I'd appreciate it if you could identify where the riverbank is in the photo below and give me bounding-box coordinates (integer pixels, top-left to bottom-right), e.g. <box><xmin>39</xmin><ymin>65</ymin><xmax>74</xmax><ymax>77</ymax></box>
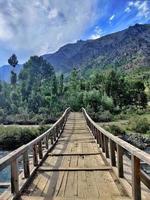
<box><xmin>0</xmin><ymin>125</ymin><xmax>51</xmax><ymax>150</ymax></box>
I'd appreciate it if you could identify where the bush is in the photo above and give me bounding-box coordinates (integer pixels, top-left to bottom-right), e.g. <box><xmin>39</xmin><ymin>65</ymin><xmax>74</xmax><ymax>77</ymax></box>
<box><xmin>101</xmin><ymin>95</ymin><xmax>114</xmax><ymax>111</ymax></box>
<box><xmin>129</xmin><ymin>117</ymin><xmax>150</xmax><ymax>134</ymax></box>
<box><xmin>88</xmin><ymin>110</ymin><xmax>112</xmax><ymax>122</ymax></box>
<box><xmin>107</xmin><ymin>125</ymin><xmax>125</xmax><ymax>136</ymax></box>
<box><xmin>98</xmin><ymin>111</ymin><xmax>113</xmax><ymax>122</ymax></box>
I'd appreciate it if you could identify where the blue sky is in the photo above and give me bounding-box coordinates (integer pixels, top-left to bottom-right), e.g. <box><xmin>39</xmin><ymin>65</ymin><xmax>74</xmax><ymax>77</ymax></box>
<box><xmin>0</xmin><ymin>0</ymin><xmax>150</xmax><ymax>66</ymax></box>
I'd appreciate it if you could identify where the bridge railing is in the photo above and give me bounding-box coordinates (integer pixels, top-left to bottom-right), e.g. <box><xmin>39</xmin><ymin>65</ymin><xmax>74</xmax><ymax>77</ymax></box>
<box><xmin>0</xmin><ymin>107</ymin><xmax>70</xmax><ymax>199</ymax></box>
<box><xmin>82</xmin><ymin>108</ymin><xmax>150</xmax><ymax>200</ymax></box>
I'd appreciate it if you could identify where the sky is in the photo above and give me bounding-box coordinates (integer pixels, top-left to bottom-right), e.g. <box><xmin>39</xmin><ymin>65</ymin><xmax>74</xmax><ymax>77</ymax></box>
<box><xmin>0</xmin><ymin>0</ymin><xmax>150</xmax><ymax>66</ymax></box>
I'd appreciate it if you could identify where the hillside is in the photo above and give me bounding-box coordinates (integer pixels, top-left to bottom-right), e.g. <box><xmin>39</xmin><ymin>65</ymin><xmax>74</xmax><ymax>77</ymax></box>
<box><xmin>0</xmin><ymin>64</ymin><xmax>22</xmax><ymax>82</ymax></box>
<box><xmin>43</xmin><ymin>24</ymin><xmax>150</xmax><ymax>73</ymax></box>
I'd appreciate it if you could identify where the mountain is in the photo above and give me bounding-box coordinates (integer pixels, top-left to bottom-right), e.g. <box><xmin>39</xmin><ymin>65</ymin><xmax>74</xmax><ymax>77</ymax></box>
<box><xmin>0</xmin><ymin>64</ymin><xmax>22</xmax><ymax>82</ymax></box>
<box><xmin>43</xmin><ymin>24</ymin><xmax>150</xmax><ymax>73</ymax></box>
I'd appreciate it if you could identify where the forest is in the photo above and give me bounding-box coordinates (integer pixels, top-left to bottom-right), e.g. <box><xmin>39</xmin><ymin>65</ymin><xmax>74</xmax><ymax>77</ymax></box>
<box><xmin>0</xmin><ymin>54</ymin><xmax>150</xmax><ymax>149</ymax></box>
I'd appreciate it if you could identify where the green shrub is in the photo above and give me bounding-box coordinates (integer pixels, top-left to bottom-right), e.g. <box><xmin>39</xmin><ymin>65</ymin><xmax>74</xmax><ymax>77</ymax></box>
<box><xmin>98</xmin><ymin>111</ymin><xmax>112</xmax><ymax>122</ymax></box>
<box><xmin>101</xmin><ymin>95</ymin><xmax>114</xmax><ymax>111</ymax></box>
<box><xmin>129</xmin><ymin>117</ymin><xmax>150</xmax><ymax>134</ymax></box>
<box><xmin>88</xmin><ymin>110</ymin><xmax>112</xmax><ymax>122</ymax></box>
<box><xmin>107</xmin><ymin>125</ymin><xmax>125</xmax><ymax>136</ymax></box>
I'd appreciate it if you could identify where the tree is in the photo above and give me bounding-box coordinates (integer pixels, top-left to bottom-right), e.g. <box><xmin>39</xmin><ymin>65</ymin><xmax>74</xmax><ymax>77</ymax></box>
<box><xmin>10</xmin><ymin>71</ymin><xmax>17</xmax><ymax>86</ymax></box>
<box><xmin>8</xmin><ymin>54</ymin><xmax>18</xmax><ymax>68</ymax></box>
<box><xmin>59</xmin><ymin>74</ymin><xmax>64</xmax><ymax>95</ymax></box>
<box><xmin>51</xmin><ymin>75</ymin><xmax>58</xmax><ymax>96</ymax></box>
<box><xmin>8</xmin><ymin>54</ymin><xmax>18</xmax><ymax>86</ymax></box>
<box><xmin>69</xmin><ymin>68</ymin><xmax>79</xmax><ymax>92</ymax></box>
<box><xmin>0</xmin><ymin>81</ymin><xmax>2</xmax><ymax>92</ymax></box>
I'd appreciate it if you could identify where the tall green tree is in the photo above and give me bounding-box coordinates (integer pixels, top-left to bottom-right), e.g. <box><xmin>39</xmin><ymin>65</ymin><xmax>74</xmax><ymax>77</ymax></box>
<box><xmin>51</xmin><ymin>75</ymin><xmax>58</xmax><ymax>96</ymax></box>
<box><xmin>8</xmin><ymin>54</ymin><xmax>18</xmax><ymax>86</ymax></box>
<box><xmin>59</xmin><ymin>74</ymin><xmax>64</xmax><ymax>95</ymax></box>
<box><xmin>70</xmin><ymin>68</ymin><xmax>79</xmax><ymax>92</ymax></box>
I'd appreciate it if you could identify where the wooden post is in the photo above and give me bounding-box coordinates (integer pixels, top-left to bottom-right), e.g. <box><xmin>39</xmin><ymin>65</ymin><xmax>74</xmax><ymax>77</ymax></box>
<box><xmin>101</xmin><ymin>134</ymin><xmax>105</xmax><ymax>152</ymax></box>
<box><xmin>11</xmin><ymin>159</ymin><xmax>19</xmax><ymax>194</ymax></box>
<box><xmin>117</xmin><ymin>144</ymin><xmax>124</xmax><ymax>178</ymax></box>
<box><xmin>33</xmin><ymin>144</ymin><xmax>38</xmax><ymax>166</ymax></box>
<box><xmin>56</xmin><ymin>126</ymin><xmax>58</xmax><ymax>137</ymax></box>
<box><xmin>94</xmin><ymin>127</ymin><xmax>97</xmax><ymax>139</ymax></box>
<box><xmin>53</xmin><ymin>129</ymin><xmax>56</xmax><ymax>141</ymax></box>
<box><xmin>110</xmin><ymin>139</ymin><xmax>116</xmax><ymax>166</ymax></box>
<box><xmin>51</xmin><ymin>135</ymin><xmax>54</xmax><ymax>145</ymax></box>
<box><xmin>38</xmin><ymin>141</ymin><xmax>43</xmax><ymax>160</ymax></box>
<box><xmin>104</xmin><ymin>136</ymin><xmax>109</xmax><ymax>158</ymax></box>
<box><xmin>98</xmin><ymin>131</ymin><xmax>102</xmax><ymax>147</ymax></box>
<box><xmin>23</xmin><ymin>151</ymin><xmax>30</xmax><ymax>178</ymax></box>
<box><xmin>45</xmin><ymin>135</ymin><xmax>49</xmax><ymax>149</ymax></box>
<box><xmin>131</xmin><ymin>155</ymin><xmax>141</xmax><ymax>200</ymax></box>
<box><xmin>97</xmin><ymin>130</ymin><xmax>101</xmax><ymax>147</ymax></box>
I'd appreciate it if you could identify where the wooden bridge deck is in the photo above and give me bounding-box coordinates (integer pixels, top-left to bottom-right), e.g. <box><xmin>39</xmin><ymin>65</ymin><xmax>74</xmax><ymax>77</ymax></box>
<box><xmin>21</xmin><ymin>112</ymin><xmax>131</xmax><ymax>200</ymax></box>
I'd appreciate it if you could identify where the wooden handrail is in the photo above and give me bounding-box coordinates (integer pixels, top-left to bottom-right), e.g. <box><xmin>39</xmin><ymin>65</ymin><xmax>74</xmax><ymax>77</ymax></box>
<box><xmin>0</xmin><ymin>107</ymin><xmax>70</xmax><ymax>198</ymax></box>
<box><xmin>82</xmin><ymin>108</ymin><xmax>150</xmax><ymax>200</ymax></box>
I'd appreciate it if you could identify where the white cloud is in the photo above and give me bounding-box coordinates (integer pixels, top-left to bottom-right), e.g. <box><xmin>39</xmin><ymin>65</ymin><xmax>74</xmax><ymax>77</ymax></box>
<box><xmin>90</xmin><ymin>26</ymin><xmax>103</xmax><ymax>39</ymax></box>
<box><xmin>124</xmin><ymin>7</ymin><xmax>131</xmax><ymax>13</ymax></box>
<box><xmin>48</xmin><ymin>8</ymin><xmax>58</xmax><ymax>20</ymax></box>
<box><xmin>0</xmin><ymin>0</ymin><xmax>99</xmax><ymax>56</ymax></box>
<box><xmin>109</xmin><ymin>14</ymin><xmax>115</xmax><ymax>23</ymax></box>
<box><xmin>125</xmin><ymin>1</ymin><xmax>150</xmax><ymax>18</ymax></box>
<box><xmin>0</xmin><ymin>13</ymin><xmax>13</xmax><ymax>41</ymax></box>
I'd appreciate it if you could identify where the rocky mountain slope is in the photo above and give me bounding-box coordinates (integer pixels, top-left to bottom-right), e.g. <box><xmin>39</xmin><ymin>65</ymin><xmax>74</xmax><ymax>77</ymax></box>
<box><xmin>43</xmin><ymin>24</ymin><xmax>150</xmax><ymax>73</ymax></box>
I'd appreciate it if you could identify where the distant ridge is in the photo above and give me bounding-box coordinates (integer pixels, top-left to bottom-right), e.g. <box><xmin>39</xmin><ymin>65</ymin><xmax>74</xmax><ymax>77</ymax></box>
<box><xmin>43</xmin><ymin>24</ymin><xmax>150</xmax><ymax>73</ymax></box>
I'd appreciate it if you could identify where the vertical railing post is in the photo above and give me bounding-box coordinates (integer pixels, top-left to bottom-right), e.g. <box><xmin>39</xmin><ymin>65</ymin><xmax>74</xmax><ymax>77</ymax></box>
<box><xmin>11</xmin><ymin>159</ymin><xmax>19</xmax><ymax>195</ymax></box>
<box><xmin>56</xmin><ymin>125</ymin><xmax>58</xmax><ymax>137</ymax></box>
<box><xmin>33</xmin><ymin>144</ymin><xmax>38</xmax><ymax>166</ymax></box>
<box><xmin>23</xmin><ymin>150</ymin><xmax>30</xmax><ymax>178</ymax></box>
<box><xmin>104</xmin><ymin>136</ymin><xmax>109</xmax><ymax>158</ymax></box>
<box><xmin>51</xmin><ymin>135</ymin><xmax>54</xmax><ymax>145</ymax></box>
<box><xmin>38</xmin><ymin>140</ymin><xmax>43</xmax><ymax>159</ymax></box>
<box><xmin>109</xmin><ymin>139</ymin><xmax>116</xmax><ymax>166</ymax></box>
<box><xmin>45</xmin><ymin>135</ymin><xmax>49</xmax><ymax>149</ymax></box>
<box><xmin>117</xmin><ymin>144</ymin><xmax>124</xmax><ymax>178</ymax></box>
<box><xmin>98</xmin><ymin>131</ymin><xmax>102</xmax><ymax>147</ymax></box>
<box><xmin>53</xmin><ymin>129</ymin><xmax>56</xmax><ymax>141</ymax></box>
<box><xmin>131</xmin><ymin>155</ymin><xmax>141</xmax><ymax>200</ymax></box>
<box><xmin>101</xmin><ymin>134</ymin><xmax>105</xmax><ymax>152</ymax></box>
<box><xmin>96</xmin><ymin>129</ymin><xmax>99</xmax><ymax>143</ymax></box>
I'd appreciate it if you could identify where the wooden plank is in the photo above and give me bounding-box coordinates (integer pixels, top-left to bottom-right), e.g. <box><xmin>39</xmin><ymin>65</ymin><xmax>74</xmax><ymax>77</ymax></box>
<box><xmin>38</xmin><ymin>166</ymin><xmax>112</xmax><ymax>171</ymax></box>
<box><xmin>49</xmin><ymin>152</ymin><xmax>101</xmax><ymax>156</ymax></box>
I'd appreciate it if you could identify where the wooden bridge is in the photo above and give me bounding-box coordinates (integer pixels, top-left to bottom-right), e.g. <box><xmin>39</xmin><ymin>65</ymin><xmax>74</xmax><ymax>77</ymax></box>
<box><xmin>0</xmin><ymin>108</ymin><xmax>150</xmax><ymax>200</ymax></box>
